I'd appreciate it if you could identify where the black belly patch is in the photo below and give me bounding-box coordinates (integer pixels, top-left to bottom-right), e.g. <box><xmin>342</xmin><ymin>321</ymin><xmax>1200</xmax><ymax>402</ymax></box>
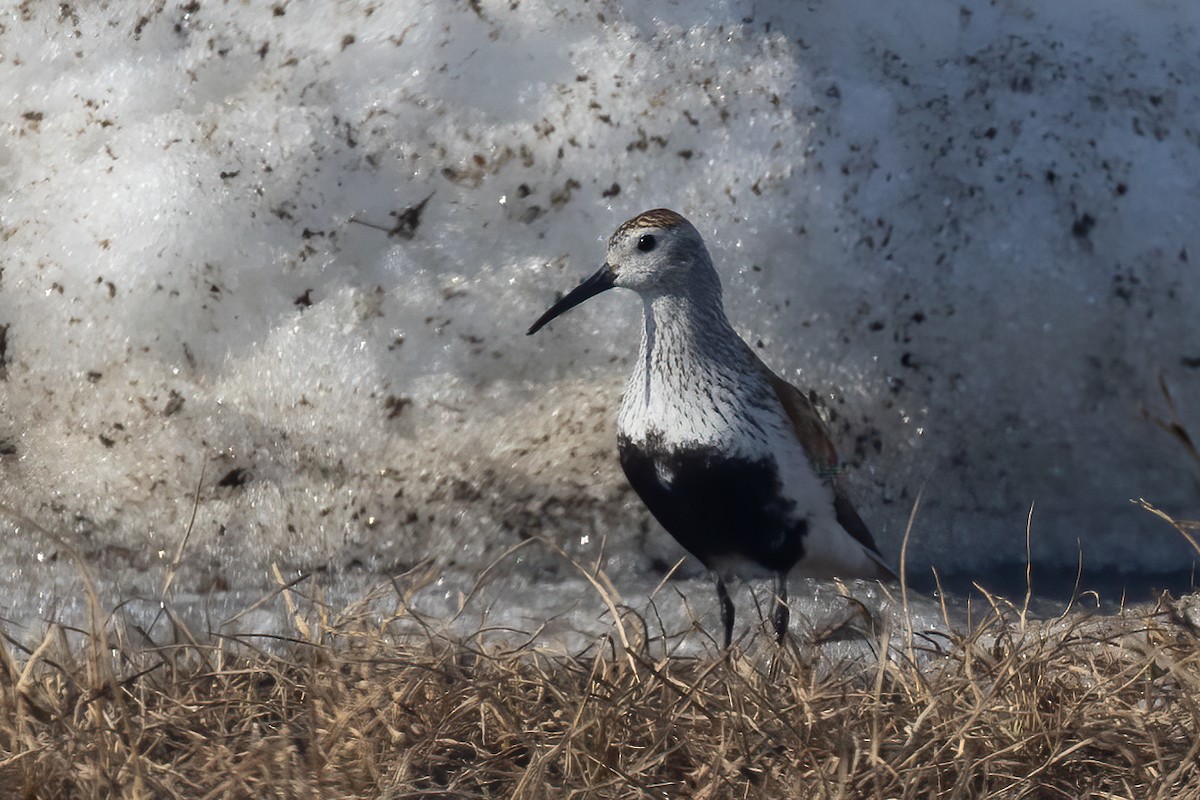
<box><xmin>618</xmin><ymin>433</ymin><xmax>808</xmax><ymax>573</ymax></box>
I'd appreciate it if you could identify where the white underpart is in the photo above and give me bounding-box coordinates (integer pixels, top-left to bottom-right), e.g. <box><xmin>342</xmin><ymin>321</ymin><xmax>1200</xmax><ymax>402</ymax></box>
<box><xmin>617</xmin><ymin>290</ymin><xmax>883</xmax><ymax>579</ymax></box>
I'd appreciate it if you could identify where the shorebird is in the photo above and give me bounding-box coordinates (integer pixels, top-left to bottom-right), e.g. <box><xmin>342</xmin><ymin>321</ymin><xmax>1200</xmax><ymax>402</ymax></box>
<box><xmin>528</xmin><ymin>209</ymin><xmax>895</xmax><ymax>647</ymax></box>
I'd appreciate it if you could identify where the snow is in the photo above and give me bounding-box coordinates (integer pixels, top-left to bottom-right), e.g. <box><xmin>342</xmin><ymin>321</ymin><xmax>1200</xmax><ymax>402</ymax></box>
<box><xmin>0</xmin><ymin>0</ymin><xmax>1197</xmax><ymax>641</ymax></box>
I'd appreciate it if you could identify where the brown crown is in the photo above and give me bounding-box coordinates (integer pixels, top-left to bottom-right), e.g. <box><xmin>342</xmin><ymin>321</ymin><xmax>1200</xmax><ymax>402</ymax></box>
<box><xmin>609</xmin><ymin>208</ymin><xmax>688</xmax><ymax>247</ymax></box>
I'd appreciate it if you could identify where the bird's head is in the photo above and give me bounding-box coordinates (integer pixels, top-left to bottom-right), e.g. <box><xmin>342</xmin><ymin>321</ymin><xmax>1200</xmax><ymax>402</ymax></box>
<box><xmin>527</xmin><ymin>208</ymin><xmax>719</xmax><ymax>335</ymax></box>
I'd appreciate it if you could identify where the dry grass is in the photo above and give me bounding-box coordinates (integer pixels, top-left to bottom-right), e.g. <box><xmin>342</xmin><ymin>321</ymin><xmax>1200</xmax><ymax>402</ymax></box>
<box><xmin>2</xmin><ymin>468</ymin><xmax>1198</xmax><ymax>799</ymax></box>
<box><xmin>1</xmin><ymin>571</ymin><xmax>1199</xmax><ymax>800</ymax></box>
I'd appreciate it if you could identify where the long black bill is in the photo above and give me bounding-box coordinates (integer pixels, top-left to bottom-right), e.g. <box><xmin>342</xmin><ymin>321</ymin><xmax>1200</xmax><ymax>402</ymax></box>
<box><xmin>526</xmin><ymin>264</ymin><xmax>616</xmax><ymax>335</ymax></box>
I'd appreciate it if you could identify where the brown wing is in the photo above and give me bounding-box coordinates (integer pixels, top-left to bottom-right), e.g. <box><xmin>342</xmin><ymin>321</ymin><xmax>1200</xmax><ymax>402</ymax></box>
<box><xmin>765</xmin><ymin>370</ymin><xmax>839</xmax><ymax>477</ymax></box>
<box><xmin>765</xmin><ymin>368</ymin><xmax>889</xmax><ymax>561</ymax></box>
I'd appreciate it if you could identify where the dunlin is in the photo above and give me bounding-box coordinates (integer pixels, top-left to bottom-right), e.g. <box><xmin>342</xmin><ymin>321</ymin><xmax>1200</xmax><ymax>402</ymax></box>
<box><xmin>528</xmin><ymin>209</ymin><xmax>895</xmax><ymax>647</ymax></box>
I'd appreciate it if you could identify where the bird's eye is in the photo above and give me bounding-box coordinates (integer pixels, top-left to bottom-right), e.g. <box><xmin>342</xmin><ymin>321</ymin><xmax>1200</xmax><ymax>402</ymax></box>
<box><xmin>637</xmin><ymin>234</ymin><xmax>657</xmax><ymax>252</ymax></box>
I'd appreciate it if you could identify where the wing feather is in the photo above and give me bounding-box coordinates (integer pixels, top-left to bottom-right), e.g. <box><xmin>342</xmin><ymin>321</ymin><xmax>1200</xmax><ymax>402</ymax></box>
<box><xmin>763</xmin><ymin>365</ymin><xmax>893</xmax><ymax>572</ymax></box>
<box><xmin>765</xmin><ymin>370</ymin><xmax>839</xmax><ymax>477</ymax></box>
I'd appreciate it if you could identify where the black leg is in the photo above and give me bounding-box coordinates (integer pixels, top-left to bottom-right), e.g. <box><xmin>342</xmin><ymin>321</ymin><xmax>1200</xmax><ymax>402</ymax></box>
<box><xmin>714</xmin><ymin>574</ymin><xmax>734</xmax><ymax>649</ymax></box>
<box><xmin>771</xmin><ymin>572</ymin><xmax>790</xmax><ymax>643</ymax></box>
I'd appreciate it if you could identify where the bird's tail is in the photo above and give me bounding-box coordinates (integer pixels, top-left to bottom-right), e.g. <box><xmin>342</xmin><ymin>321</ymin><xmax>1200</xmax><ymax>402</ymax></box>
<box><xmin>864</xmin><ymin>545</ymin><xmax>900</xmax><ymax>582</ymax></box>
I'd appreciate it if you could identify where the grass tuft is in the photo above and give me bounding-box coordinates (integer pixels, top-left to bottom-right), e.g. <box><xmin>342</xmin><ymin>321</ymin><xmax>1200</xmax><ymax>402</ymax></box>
<box><xmin>1</xmin><ymin>494</ymin><xmax>1198</xmax><ymax>798</ymax></box>
<box><xmin>1</xmin><ymin>576</ymin><xmax>1199</xmax><ymax>799</ymax></box>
